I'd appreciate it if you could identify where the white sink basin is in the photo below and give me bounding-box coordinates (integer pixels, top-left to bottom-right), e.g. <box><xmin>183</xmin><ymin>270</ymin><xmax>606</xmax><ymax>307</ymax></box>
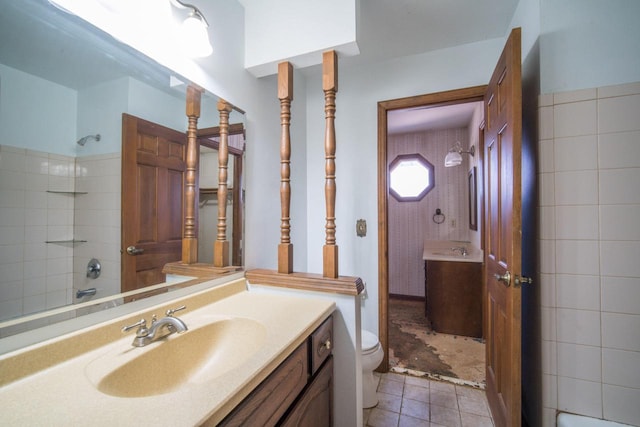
<box><xmin>85</xmin><ymin>317</ymin><xmax>266</xmax><ymax>398</ymax></box>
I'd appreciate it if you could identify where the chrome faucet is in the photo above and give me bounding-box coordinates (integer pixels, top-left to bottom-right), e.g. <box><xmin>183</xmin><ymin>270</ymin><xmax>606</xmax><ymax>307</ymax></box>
<box><xmin>122</xmin><ymin>306</ymin><xmax>188</xmax><ymax>347</ymax></box>
<box><xmin>451</xmin><ymin>246</ymin><xmax>469</xmax><ymax>256</ymax></box>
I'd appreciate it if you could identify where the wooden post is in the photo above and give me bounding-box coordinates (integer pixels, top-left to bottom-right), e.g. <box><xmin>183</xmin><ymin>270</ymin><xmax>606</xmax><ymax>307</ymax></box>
<box><xmin>322</xmin><ymin>50</ymin><xmax>339</xmax><ymax>278</ymax></box>
<box><xmin>182</xmin><ymin>85</ymin><xmax>202</xmax><ymax>264</ymax></box>
<box><xmin>213</xmin><ymin>99</ymin><xmax>232</xmax><ymax>267</ymax></box>
<box><xmin>278</xmin><ymin>62</ymin><xmax>294</xmax><ymax>274</ymax></box>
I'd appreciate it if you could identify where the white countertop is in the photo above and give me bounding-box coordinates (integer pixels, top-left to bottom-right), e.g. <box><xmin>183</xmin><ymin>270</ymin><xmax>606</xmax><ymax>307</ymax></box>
<box><xmin>0</xmin><ymin>278</ymin><xmax>335</xmax><ymax>426</ymax></box>
<box><xmin>422</xmin><ymin>240</ymin><xmax>483</xmax><ymax>263</ymax></box>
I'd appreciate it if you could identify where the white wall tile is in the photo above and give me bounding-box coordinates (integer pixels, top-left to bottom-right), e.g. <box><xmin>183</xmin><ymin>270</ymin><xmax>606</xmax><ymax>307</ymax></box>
<box><xmin>539</xmin><ymin>93</ymin><xmax>554</xmax><ymax>107</ymax></box>
<box><xmin>600</xmin><ymin>205</ymin><xmax>640</xmax><ymax>241</ymax></box>
<box><xmin>539</xmin><ymin>206</ymin><xmax>555</xmax><ymax>240</ymax></box>
<box><xmin>554</xmin><ymin>88</ymin><xmax>596</xmax><ymax>104</ymax></box>
<box><xmin>0</xmin><ymin>170</ymin><xmax>26</xmax><ymax>191</ymax></box>
<box><xmin>540</xmin><ymin>273</ymin><xmax>556</xmax><ymax>307</ymax></box>
<box><xmin>554</xmin><ymin>135</ymin><xmax>598</xmax><ymax>172</ymax></box>
<box><xmin>599</xmin><ymin>168</ymin><xmax>640</xmax><ymax>205</ymax></box>
<box><xmin>0</xmin><ymin>208</ymin><xmax>25</xmax><ymax>227</ymax></box>
<box><xmin>598</xmin><ymin>94</ymin><xmax>640</xmax><ymax>134</ymax></box>
<box><xmin>603</xmin><ymin>385</ymin><xmax>640</xmax><ymax>426</ymax></box>
<box><xmin>556</xmin><ymin>205</ymin><xmax>599</xmax><ymax>240</ymax></box>
<box><xmin>541</xmin><ymin>306</ymin><xmax>557</xmax><ymax>341</ymax></box>
<box><xmin>554</xmin><ymin>100</ymin><xmax>597</xmax><ymax>138</ymax></box>
<box><xmin>556</xmin><ymin>240</ymin><xmax>600</xmax><ymax>276</ymax></box>
<box><xmin>602</xmin><ymin>348</ymin><xmax>640</xmax><ymax>389</ymax></box>
<box><xmin>602</xmin><ymin>276</ymin><xmax>640</xmax><ymax>315</ymax></box>
<box><xmin>0</xmin><ymin>150</ymin><xmax>26</xmax><ymax>173</ymax></box>
<box><xmin>539</xmin><ymin>106</ymin><xmax>554</xmax><ymax>139</ymax></box>
<box><xmin>23</xmin><ymin>293</ymin><xmax>46</xmax><ymax>315</ymax></box>
<box><xmin>539</xmin><ymin>139</ymin><xmax>554</xmax><ymax>173</ymax></box>
<box><xmin>0</xmin><ymin>299</ymin><xmax>22</xmax><ymax>321</ymax></box>
<box><xmin>557</xmin><ymin>342</ymin><xmax>601</xmax><ymax>382</ymax></box>
<box><xmin>0</xmin><ymin>280</ymin><xmax>23</xmax><ymax>302</ymax></box>
<box><xmin>0</xmin><ymin>262</ymin><xmax>23</xmax><ymax>283</ymax></box>
<box><xmin>23</xmin><ymin>277</ymin><xmax>46</xmax><ymax>297</ymax></box>
<box><xmin>557</xmin><ymin>308</ymin><xmax>601</xmax><ymax>346</ymax></box>
<box><xmin>600</xmin><ymin>241</ymin><xmax>640</xmax><ymax>278</ymax></box>
<box><xmin>599</xmin><ymin>131</ymin><xmax>640</xmax><ymax>169</ymax></box>
<box><xmin>556</xmin><ymin>274</ymin><xmax>600</xmax><ymax>310</ymax></box>
<box><xmin>557</xmin><ymin>376</ymin><xmax>603</xmax><ymax>418</ymax></box>
<box><xmin>0</xmin><ymin>226</ymin><xmax>24</xmax><ymax>245</ymax></box>
<box><xmin>538</xmin><ymin>172</ymin><xmax>555</xmax><ymax>206</ymax></box>
<box><xmin>539</xmin><ymin>239</ymin><xmax>556</xmax><ymax>274</ymax></box>
<box><xmin>542</xmin><ymin>374</ymin><xmax>558</xmax><ymax>408</ymax></box>
<box><xmin>542</xmin><ymin>340</ymin><xmax>557</xmax><ymax>375</ymax></box>
<box><xmin>598</xmin><ymin>81</ymin><xmax>640</xmax><ymax>98</ymax></box>
<box><xmin>555</xmin><ymin>170</ymin><xmax>598</xmax><ymax>205</ymax></box>
<box><xmin>602</xmin><ymin>313</ymin><xmax>640</xmax><ymax>351</ymax></box>
<box><xmin>0</xmin><ymin>244</ymin><xmax>23</xmax><ymax>264</ymax></box>
<box><xmin>0</xmin><ymin>189</ymin><xmax>25</xmax><ymax>208</ymax></box>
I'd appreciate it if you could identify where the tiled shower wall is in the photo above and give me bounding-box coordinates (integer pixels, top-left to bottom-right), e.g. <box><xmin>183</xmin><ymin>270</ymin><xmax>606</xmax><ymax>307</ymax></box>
<box><xmin>388</xmin><ymin>128</ymin><xmax>470</xmax><ymax>297</ymax></box>
<box><xmin>538</xmin><ymin>81</ymin><xmax>640</xmax><ymax>426</ymax></box>
<box><xmin>0</xmin><ymin>146</ymin><xmax>120</xmax><ymax>323</ymax></box>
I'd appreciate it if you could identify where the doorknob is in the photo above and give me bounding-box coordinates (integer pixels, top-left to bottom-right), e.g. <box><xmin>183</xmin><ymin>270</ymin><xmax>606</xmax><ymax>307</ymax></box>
<box><xmin>493</xmin><ymin>270</ymin><xmax>511</xmax><ymax>286</ymax></box>
<box><xmin>515</xmin><ymin>274</ymin><xmax>533</xmax><ymax>287</ymax></box>
<box><xmin>126</xmin><ymin>246</ymin><xmax>144</xmax><ymax>255</ymax></box>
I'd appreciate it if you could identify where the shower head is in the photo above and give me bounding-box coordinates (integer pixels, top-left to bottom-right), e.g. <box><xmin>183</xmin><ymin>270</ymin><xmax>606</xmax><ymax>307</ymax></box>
<box><xmin>77</xmin><ymin>134</ymin><xmax>101</xmax><ymax>146</ymax></box>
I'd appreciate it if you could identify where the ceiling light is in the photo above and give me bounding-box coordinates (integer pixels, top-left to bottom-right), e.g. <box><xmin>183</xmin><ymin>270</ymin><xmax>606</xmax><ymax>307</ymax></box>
<box><xmin>444</xmin><ymin>142</ymin><xmax>475</xmax><ymax>167</ymax></box>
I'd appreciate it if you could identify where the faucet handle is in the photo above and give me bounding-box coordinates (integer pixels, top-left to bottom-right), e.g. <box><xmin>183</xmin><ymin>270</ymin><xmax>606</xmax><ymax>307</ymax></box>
<box><xmin>166</xmin><ymin>305</ymin><xmax>186</xmax><ymax>317</ymax></box>
<box><xmin>122</xmin><ymin>319</ymin><xmax>147</xmax><ymax>334</ymax></box>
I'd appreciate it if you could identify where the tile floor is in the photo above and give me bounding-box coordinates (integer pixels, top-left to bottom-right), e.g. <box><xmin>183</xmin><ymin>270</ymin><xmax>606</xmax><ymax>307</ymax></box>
<box><xmin>363</xmin><ymin>372</ymin><xmax>494</xmax><ymax>427</ymax></box>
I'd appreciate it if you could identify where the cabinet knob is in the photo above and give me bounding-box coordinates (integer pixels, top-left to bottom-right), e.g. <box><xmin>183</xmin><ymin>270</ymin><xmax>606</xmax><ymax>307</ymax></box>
<box><xmin>323</xmin><ymin>339</ymin><xmax>331</xmax><ymax>351</ymax></box>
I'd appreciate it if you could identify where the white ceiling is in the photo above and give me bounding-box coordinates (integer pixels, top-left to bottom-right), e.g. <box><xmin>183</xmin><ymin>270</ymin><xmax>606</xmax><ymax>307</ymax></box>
<box><xmin>388</xmin><ymin>101</ymin><xmax>483</xmax><ymax>135</ymax></box>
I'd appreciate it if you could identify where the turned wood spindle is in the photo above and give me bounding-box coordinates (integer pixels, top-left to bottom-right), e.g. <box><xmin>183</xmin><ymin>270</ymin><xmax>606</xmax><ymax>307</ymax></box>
<box><xmin>322</xmin><ymin>50</ymin><xmax>339</xmax><ymax>279</ymax></box>
<box><xmin>182</xmin><ymin>85</ymin><xmax>202</xmax><ymax>264</ymax></box>
<box><xmin>213</xmin><ymin>99</ymin><xmax>232</xmax><ymax>267</ymax></box>
<box><xmin>278</xmin><ymin>62</ymin><xmax>294</xmax><ymax>274</ymax></box>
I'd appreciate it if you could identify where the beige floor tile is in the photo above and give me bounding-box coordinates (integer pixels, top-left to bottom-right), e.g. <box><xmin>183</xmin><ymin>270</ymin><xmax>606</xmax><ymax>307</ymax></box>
<box><xmin>458</xmin><ymin>394</ymin><xmax>490</xmax><ymax>417</ymax></box>
<box><xmin>460</xmin><ymin>412</ymin><xmax>493</xmax><ymax>427</ymax></box>
<box><xmin>430</xmin><ymin>404</ymin><xmax>462</xmax><ymax>427</ymax></box>
<box><xmin>405</xmin><ymin>375</ymin><xmax>430</xmax><ymax>389</ymax></box>
<box><xmin>401</xmin><ymin>398</ymin><xmax>430</xmax><ymax>421</ymax></box>
<box><xmin>431</xmin><ymin>390</ymin><xmax>459</xmax><ymax>410</ymax></box>
<box><xmin>398</xmin><ymin>414</ymin><xmax>430</xmax><ymax>427</ymax></box>
<box><xmin>367</xmin><ymin>408</ymin><xmax>400</xmax><ymax>427</ymax></box>
<box><xmin>377</xmin><ymin>391</ymin><xmax>402</xmax><ymax>413</ymax></box>
<box><xmin>379</xmin><ymin>378</ymin><xmax>405</xmax><ymax>396</ymax></box>
<box><xmin>403</xmin><ymin>384</ymin><xmax>429</xmax><ymax>403</ymax></box>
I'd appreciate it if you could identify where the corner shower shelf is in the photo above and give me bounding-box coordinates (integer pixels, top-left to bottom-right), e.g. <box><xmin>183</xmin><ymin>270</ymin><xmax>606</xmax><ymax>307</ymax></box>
<box><xmin>45</xmin><ymin>239</ymin><xmax>87</xmax><ymax>244</ymax></box>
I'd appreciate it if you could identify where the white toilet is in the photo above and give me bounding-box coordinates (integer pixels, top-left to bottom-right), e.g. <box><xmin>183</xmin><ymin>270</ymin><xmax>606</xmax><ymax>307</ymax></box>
<box><xmin>361</xmin><ymin>329</ymin><xmax>384</xmax><ymax>408</ymax></box>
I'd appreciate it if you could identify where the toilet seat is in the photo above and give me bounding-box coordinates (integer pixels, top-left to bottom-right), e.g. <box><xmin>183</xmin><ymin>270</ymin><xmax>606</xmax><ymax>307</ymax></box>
<box><xmin>362</xmin><ymin>330</ymin><xmax>380</xmax><ymax>355</ymax></box>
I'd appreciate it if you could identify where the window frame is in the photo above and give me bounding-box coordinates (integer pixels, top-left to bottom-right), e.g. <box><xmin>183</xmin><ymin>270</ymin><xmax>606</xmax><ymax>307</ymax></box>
<box><xmin>388</xmin><ymin>153</ymin><xmax>435</xmax><ymax>202</ymax></box>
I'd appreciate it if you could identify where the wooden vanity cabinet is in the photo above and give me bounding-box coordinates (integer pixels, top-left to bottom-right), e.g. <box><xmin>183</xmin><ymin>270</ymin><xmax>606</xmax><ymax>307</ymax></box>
<box><xmin>425</xmin><ymin>261</ymin><xmax>482</xmax><ymax>338</ymax></box>
<box><xmin>216</xmin><ymin>315</ymin><xmax>333</xmax><ymax>427</ymax></box>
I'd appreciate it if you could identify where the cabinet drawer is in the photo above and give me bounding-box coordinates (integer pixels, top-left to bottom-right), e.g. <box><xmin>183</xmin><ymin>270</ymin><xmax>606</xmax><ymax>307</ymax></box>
<box><xmin>217</xmin><ymin>341</ymin><xmax>309</xmax><ymax>427</ymax></box>
<box><xmin>311</xmin><ymin>316</ymin><xmax>333</xmax><ymax>375</ymax></box>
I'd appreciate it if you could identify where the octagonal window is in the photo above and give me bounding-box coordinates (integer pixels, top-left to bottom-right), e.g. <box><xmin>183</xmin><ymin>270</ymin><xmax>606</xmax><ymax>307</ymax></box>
<box><xmin>389</xmin><ymin>154</ymin><xmax>435</xmax><ymax>201</ymax></box>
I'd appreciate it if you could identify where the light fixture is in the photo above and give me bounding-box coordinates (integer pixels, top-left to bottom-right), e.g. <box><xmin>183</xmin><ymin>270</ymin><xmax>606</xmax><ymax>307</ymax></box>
<box><xmin>444</xmin><ymin>141</ymin><xmax>475</xmax><ymax>167</ymax></box>
<box><xmin>170</xmin><ymin>0</ymin><xmax>213</xmax><ymax>58</ymax></box>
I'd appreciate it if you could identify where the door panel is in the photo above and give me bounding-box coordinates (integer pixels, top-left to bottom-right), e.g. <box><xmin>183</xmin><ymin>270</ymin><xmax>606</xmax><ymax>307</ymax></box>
<box><xmin>122</xmin><ymin>113</ymin><xmax>186</xmax><ymax>294</ymax></box>
<box><xmin>484</xmin><ymin>28</ymin><xmax>522</xmax><ymax>427</ymax></box>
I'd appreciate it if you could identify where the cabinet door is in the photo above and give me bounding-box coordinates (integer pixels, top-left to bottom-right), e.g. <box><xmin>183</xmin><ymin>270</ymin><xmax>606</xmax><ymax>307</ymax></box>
<box><xmin>281</xmin><ymin>356</ymin><xmax>333</xmax><ymax>427</ymax></box>
<box><xmin>216</xmin><ymin>342</ymin><xmax>309</xmax><ymax>427</ymax></box>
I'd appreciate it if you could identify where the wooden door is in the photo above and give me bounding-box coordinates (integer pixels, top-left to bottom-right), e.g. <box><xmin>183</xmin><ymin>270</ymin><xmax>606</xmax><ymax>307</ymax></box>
<box><xmin>483</xmin><ymin>28</ymin><xmax>522</xmax><ymax>427</ymax></box>
<box><xmin>121</xmin><ymin>113</ymin><xmax>186</xmax><ymax>293</ymax></box>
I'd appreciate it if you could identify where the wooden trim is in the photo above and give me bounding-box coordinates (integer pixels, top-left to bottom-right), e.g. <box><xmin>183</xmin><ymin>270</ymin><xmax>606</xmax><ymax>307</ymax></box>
<box><xmin>377</xmin><ymin>85</ymin><xmax>487</xmax><ymax>372</ymax></box>
<box><xmin>163</xmin><ymin>261</ymin><xmax>241</xmax><ymax>278</ymax></box>
<box><xmin>246</xmin><ymin>269</ymin><xmax>364</xmax><ymax>296</ymax></box>
<box><xmin>389</xmin><ymin>294</ymin><xmax>426</xmax><ymax>302</ymax></box>
<box><xmin>198</xmin><ymin>123</ymin><xmax>246</xmax><ymax>138</ymax></box>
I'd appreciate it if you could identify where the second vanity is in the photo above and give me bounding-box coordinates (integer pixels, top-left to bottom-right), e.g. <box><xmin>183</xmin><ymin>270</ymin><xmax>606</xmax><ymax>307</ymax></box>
<box><xmin>423</xmin><ymin>240</ymin><xmax>483</xmax><ymax>338</ymax></box>
<box><xmin>0</xmin><ymin>277</ymin><xmax>335</xmax><ymax>426</ymax></box>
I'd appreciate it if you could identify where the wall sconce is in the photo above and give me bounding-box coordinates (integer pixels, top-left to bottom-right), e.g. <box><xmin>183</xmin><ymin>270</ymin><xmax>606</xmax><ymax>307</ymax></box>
<box><xmin>444</xmin><ymin>141</ymin><xmax>475</xmax><ymax>167</ymax></box>
<box><xmin>170</xmin><ymin>0</ymin><xmax>213</xmax><ymax>58</ymax></box>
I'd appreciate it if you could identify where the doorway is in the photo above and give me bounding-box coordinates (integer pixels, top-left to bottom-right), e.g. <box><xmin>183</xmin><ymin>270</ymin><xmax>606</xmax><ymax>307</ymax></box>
<box><xmin>377</xmin><ymin>86</ymin><xmax>487</xmax><ymax>386</ymax></box>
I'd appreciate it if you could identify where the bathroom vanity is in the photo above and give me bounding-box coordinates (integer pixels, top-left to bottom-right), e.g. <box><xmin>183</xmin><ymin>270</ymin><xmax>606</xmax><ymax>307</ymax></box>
<box><xmin>423</xmin><ymin>241</ymin><xmax>483</xmax><ymax>338</ymax></box>
<box><xmin>0</xmin><ymin>278</ymin><xmax>335</xmax><ymax>426</ymax></box>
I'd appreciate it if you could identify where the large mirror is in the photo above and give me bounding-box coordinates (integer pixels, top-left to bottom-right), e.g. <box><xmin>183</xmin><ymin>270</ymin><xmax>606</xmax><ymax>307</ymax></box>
<box><xmin>0</xmin><ymin>0</ymin><xmax>245</xmax><ymax>338</ymax></box>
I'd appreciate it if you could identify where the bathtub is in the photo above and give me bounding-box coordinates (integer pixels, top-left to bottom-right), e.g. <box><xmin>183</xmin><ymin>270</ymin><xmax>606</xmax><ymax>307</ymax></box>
<box><xmin>557</xmin><ymin>413</ymin><xmax>633</xmax><ymax>427</ymax></box>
